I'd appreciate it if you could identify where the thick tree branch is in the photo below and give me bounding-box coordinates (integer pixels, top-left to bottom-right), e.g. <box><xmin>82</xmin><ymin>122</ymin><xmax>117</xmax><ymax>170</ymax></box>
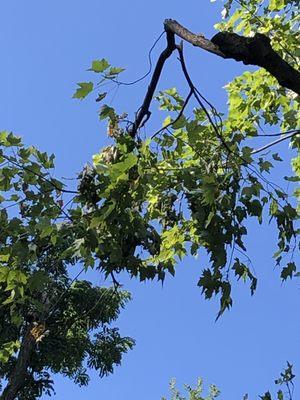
<box><xmin>129</xmin><ymin>19</ymin><xmax>299</xmax><ymax>139</ymax></box>
<box><xmin>130</xmin><ymin>30</ymin><xmax>176</xmax><ymax>137</ymax></box>
<box><xmin>1</xmin><ymin>326</ymin><xmax>36</xmax><ymax>400</ymax></box>
<box><xmin>164</xmin><ymin>19</ymin><xmax>226</xmax><ymax>57</ymax></box>
<box><xmin>164</xmin><ymin>19</ymin><xmax>300</xmax><ymax>95</ymax></box>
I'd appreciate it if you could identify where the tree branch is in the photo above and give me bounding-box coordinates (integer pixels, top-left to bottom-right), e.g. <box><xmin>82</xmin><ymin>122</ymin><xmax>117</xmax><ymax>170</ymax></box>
<box><xmin>1</xmin><ymin>326</ymin><xmax>36</xmax><ymax>400</ymax></box>
<box><xmin>251</xmin><ymin>131</ymin><xmax>299</xmax><ymax>155</ymax></box>
<box><xmin>130</xmin><ymin>30</ymin><xmax>176</xmax><ymax>137</ymax></box>
<box><xmin>151</xmin><ymin>90</ymin><xmax>193</xmax><ymax>138</ymax></box>
<box><xmin>176</xmin><ymin>43</ymin><xmax>232</xmax><ymax>156</ymax></box>
<box><xmin>164</xmin><ymin>19</ymin><xmax>226</xmax><ymax>57</ymax></box>
<box><xmin>164</xmin><ymin>19</ymin><xmax>300</xmax><ymax>95</ymax></box>
<box><xmin>255</xmin><ymin>129</ymin><xmax>299</xmax><ymax>137</ymax></box>
<box><xmin>1</xmin><ymin>153</ymin><xmax>78</xmax><ymax>194</ymax></box>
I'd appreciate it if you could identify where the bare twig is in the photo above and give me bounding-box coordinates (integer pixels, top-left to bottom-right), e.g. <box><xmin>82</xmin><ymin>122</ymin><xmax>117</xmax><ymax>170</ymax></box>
<box><xmin>251</xmin><ymin>131</ymin><xmax>299</xmax><ymax>155</ymax></box>
<box><xmin>151</xmin><ymin>90</ymin><xmax>193</xmax><ymax>138</ymax></box>
<box><xmin>176</xmin><ymin>42</ymin><xmax>232</xmax><ymax>155</ymax></box>
<box><xmin>174</xmin><ymin>43</ymin><xmax>293</xmax><ymax>200</ymax></box>
<box><xmin>107</xmin><ymin>31</ymin><xmax>165</xmax><ymax>87</ymax></box>
<box><xmin>254</xmin><ymin>129</ymin><xmax>299</xmax><ymax>137</ymax></box>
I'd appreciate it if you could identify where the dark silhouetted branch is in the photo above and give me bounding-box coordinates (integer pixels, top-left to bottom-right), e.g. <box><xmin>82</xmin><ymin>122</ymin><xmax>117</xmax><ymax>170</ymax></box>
<box><xmin>164</xmin><ymin>19</ymin><xmax>300</xmax><ymax>95</ymax></box>
<box><xmin>130</xmin><ymin>30</ymin><xmax>176</xmax><ymax>137</ymax></box>
<box><xmin>151</xmin><ymin>90</ymin><xmax>193</xmax><ymax>138</ymax></box>
<box><xmin>251</xmin><ymin>131</ymin><xmax>300</xmax><ymax>155</ymax></box>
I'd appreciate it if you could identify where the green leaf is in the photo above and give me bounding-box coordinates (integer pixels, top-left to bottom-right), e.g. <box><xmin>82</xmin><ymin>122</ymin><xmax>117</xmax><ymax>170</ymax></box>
<box><xmin>205</xmin><ymin>211</ymin><xmax>215</xmax><ymax>228</ymax></box>
<box><xmin>40</xmin><ymin>224</ymin><xmax>53</xmax><ymax>238</ymax></box>
<box><xmin>272</xmin><ymin>153</ymin><xmax>283</xmax><ymax>162</ymax></box>
<box><xmin>88</xmin><ymin>59</ymin><xmax>110</xmax><ymax>73</ymax></box>
<box><xmin>284</xmin><ymin>175</ymin><xmax>299</xmax><ymax>182</ymax></box>
<box><xmin>73</xmin><ymin>82</ymin><xmax>94</xmax><ymax>99</ymax></box>
<box><xmin>105</xmin><ymin>66</ymin><xmax>125</xmax><ymax>77</ymax></box>
<box><xmin>28</xmin><ymin>271</ymin><xmax>50</xmax><ymax>292</ymax></box>
<box><xmin>269</xmin><ymin>0</ymin><xmax>285</xmax><ymax>11</ymax></box>
<box><xmin>99</xmin><ymin>105</ymin><xmax>116</xmax><ymax>120</ymax></box>
<box><xmin>270</xmin><ymin>200</ymin><xmax>278</xmax><ymax>215</ymax></box>
<box><xmin>7</xmin><ymin>132</ymin><xmax>22</xmax><ymax>146</ymax></box>
<box><xmin>2</xmin><ymin>290</ymin><xmax>16</xmax><ymax>305</ymax></box>
<box><xmin>277</xmin><ymin>390</ymin><xmax>283</xmax><ymax>400</ymax></box>
<box><xmin>260</xmin><ymin>392</ymin><xmax>272</xmax><ymax>400</ymax></box>
<box><xmin>0</xmin><ymin>340</ymin><xmax>20</xmax><ymax>363</ymax></box>
<box><xmin>109</xmin><ymin>153</ymin><xmax>138</xmax><ymax>182</ymax></box>
<box><xmin>281</xmin><ymin>262</ymin><xmax>296</xmax><ymax>280</ymax></box>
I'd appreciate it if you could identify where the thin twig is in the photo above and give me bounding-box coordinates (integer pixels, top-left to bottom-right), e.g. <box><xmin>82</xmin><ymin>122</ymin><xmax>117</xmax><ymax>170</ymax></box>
<box><xmin>1</xmin><ymin>153</ymin><xmax>78</xmax><ymax>194</ymax></box>
<box><xmin>108</xmin><ymin>31</ymin><xmax>165</xmax><ymax>87</ymax></box>
<box><xmin>251</xmin><ymin>131</ymin><xmax>299</xmax><ymax>155</ymax></box>
<box><xmin>176</xmin><ymin>42</ymin><xmax>232</xmax><ymax>155</ymax></box>
<box><xmin>175</xmin><ymin>42</ymin><xmax>293</xmax><ymax>202</ymax></box>
<box><xmin>254</xmin><ymin>129</ymin><xmax>299</xmax><ymax>137</ymax></box>
<box><xmin>45</xmin><ymin>267</ymin><xmax>85</xmax><ymax>321</ymax></box>
<box><xmin>151</xmin><ymin>90</ymin><xmax>193</xmax><ymax>138</ymax></box>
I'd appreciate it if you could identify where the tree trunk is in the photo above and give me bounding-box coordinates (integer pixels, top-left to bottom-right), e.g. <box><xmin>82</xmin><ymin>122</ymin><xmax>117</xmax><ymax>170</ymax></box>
<box><xmin>1</xmin><ymin>326</ymin><xmax>36</xmax><ymax>400</ymax></box>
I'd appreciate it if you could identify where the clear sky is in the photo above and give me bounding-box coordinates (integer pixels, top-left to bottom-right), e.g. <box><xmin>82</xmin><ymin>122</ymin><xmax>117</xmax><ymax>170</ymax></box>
<box><xmin>1</xmin><ymin>1</ymin><xmax>299</xmax><ymax>399</ymax></box>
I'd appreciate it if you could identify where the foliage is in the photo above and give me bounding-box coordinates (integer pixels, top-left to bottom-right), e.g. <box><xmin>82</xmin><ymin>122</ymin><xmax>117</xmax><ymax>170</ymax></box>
<box><xmin>70</xmin><ymin>0</ymin><xmax>299</xmax><ymax>316</ymax></box>
<box><xmin>0</xmin><ymin>0</ymin><xmax>299</xmax><ymax>397</ymax></box>
<box><xmin>260</xmin><ymin>362</ymin><xmax>295</xmax><ymax>400</ymax></box>
<box><xmin>161</xmin><ymin>364</ymin><xmax>296</xmax><ymax>400</ymax></box>
<box><xmin>0</xmin><ymin>131</ymin><xmax>134</xmax><ymax>398</ymax></box>
<box><xmin>161</xmin><ymin>378</ymin><xmax>220</xmax><ymax>400</ymax></box>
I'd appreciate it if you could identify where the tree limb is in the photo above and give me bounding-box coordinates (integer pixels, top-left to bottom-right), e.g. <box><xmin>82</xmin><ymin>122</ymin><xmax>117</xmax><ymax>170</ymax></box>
<box><xmin>1</xmin><ymin>326</ymin><xmax>36</xmax><ymax>400</ymax></box>
<box><xmin>164</xmin><ymin>19</ymin><xmax>300</xmax><ymax>96</ymax></box>
<box><xmin>176</xmin><ymin>43</ymin><xmax>233</xmax><ymax>156</ymax></box>
<box><xmin>251</xmin><ymin>131</ymin><xmax>299</xmax><ymax>155</ymax></box>
<box><xmin>130</xmin><ymin>30</ymin><xmax>176</xmax><ymax>137</ymax></box>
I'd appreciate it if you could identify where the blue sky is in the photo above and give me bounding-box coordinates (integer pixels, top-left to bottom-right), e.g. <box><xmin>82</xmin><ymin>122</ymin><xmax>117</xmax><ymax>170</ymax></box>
<box><xmin>1</xmin><ymin>1</ymin><xmax>299</xmax><ymax>399</ymax></box>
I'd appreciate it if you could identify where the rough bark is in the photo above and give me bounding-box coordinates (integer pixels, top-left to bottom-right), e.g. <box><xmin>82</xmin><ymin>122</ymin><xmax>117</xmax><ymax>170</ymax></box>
<box><xmin>164</xmin><ymin>19</ymin><xmax>300</xmax><ymax>96</ymax></box>
<box><xmin>1</xmin><ymin>326</ymin><xmax>36</xmax><ymax>400</ymax></box>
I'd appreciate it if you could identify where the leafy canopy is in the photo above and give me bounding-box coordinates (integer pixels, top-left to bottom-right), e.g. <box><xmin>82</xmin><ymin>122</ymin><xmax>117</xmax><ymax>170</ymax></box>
<box><xmin>0</xmin><ymin>0</ymin><xmax>299</xmax><ymax>398</ymax></box>
<box><xmin>0</xmin><ymin>131</ymin><xmax>134</xmax><ymax>398</ymax></box>
<box><xmin>70</xmin><ymin>0</ymin><xmax>299</xmax><ymax>317</ymax></box>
